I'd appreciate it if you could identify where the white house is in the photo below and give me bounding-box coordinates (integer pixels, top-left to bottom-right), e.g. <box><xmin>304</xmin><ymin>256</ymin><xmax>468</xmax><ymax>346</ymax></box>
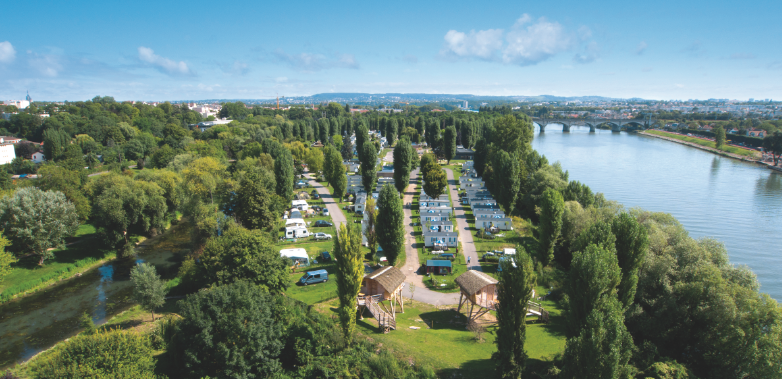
<box><xmin>291</xmin><ymin>200</ymin><xmax>309</xmax><ymax>211</ymax></box>
<box><xmin>285</xmin><ymin>218</ymin><xmax>306</xmax><ymax>228</ymax></box>
<box><xmin>31</xmin><ymin>151</ymin><xmax>45</xmax><ymax>163</ymax></box>
<box><xmin>476</xmin><ymin>217</ymin><xmax>513</xmax><ymax>231</ymax></box>
<box><xmin>422</xmin><ymin>230</ymin><xmax>459</xmax><ymax>248</ymax></box>
<box><xmin>0</xmin><ymin>144</ymin><xmax>16</xmax><ymax>165</ymax></box>
<box><xmin>280</xmin><ymin>248</ymin><xmax>310</xmax><ymax>266</ymax></box>
<box><xmin>423</xmin><ymin>220</ymin><xmax>454</xmax><ymax>233</ymax></box>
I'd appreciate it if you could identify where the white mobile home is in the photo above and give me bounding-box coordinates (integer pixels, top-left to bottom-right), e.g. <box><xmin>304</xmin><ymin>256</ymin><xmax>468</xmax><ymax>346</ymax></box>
<box><xmin>280</xmin><ymin>248</ymin><xmax>310</xmax><ymax>266</ymax></box>
<box><xmin>285</xmin><ymin>226</ymin><xmax>310</xmax><ymax>239</ymax></box>
<box><xmin>291</xmin><ymin>200</ymin><xmax>309</xmax><ymax>211</ymax></box>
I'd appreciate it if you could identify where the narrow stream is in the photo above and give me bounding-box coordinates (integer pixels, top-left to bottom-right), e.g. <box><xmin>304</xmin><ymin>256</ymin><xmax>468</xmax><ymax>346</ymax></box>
<box><xmin>0</xmin><ymin>225</ymin><xmax>190</xmax><ymax>369</ymax></box>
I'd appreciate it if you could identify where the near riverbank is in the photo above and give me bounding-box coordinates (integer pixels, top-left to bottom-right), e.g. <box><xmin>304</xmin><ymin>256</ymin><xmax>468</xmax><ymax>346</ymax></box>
<box><xmin>640</xmin><ymin>130</ymin><xmax>760</xmax><ymax>162</ymax></box>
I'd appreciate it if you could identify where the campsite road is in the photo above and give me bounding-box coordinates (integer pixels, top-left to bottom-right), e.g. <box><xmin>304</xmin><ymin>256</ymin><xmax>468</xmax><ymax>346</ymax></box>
<box><xmin>400</xmin><ymin>169</ymin><xmax>425</xmax><ymax>288</ymax></box>
<box><xmin>444</xmin><ymin>168</ymin><xmax>481</xmax><ymax>271</ymax></box>
<box><xmin>305</xmin><ymin>172</ymin><xmax>347</xmax><ymax>230</ymax></box>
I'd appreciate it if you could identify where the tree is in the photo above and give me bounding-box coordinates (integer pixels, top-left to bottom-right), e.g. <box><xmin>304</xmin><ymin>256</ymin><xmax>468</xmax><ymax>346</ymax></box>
<box><xmin>341</xmin><ymin>134</ymin><xmax>354</xmax><ymax>160</ymax></box>
<box><xmin>387</xmin><ymin>119</ymin><xmax>397</xmax><ymax>146</ymax></box>
<box><xmin>319</xmin><ymin>118</ymin><xmax>329</xmax><ymax>144</ymax></box>
<box><xmin>538</xmin><ymin>188</ymin><xmax>564</xmax><ymax>266</ymax></box>
<box><xmin>376</xmin><ymin>184</ymin><xmax>405</xmax><ymax>265</ymax></box>
<box><xmin>564</xmin><ymin>243</ymin><xmax>622</xmax><ymax>338</ymax></box>
<box><xmin>29</xmin><ymin>329</ymin><xmax>157</xmax><ymax>379</ymax></box>
<box><xmin>493</xmin><ymin>249</ymin><xmax>536</xmax><ymax>379</ymax></box>
<box><xmin>236</xmin><ymin>173</ymin><xmax>279</xmax><ymax>230</ymax></box>
<box><xmin>274</xmin><ymin>149</ymin><xmax>294</xmax><ymax>200</ymax></box>
<box><xmin>43</xmin><ymin>128</ymin><xmax>70</xmax><ymax>161</ymax></box>
<box><xmin>443</xmin><ymin>125</ymin><xmax>457</xmax><ymax>163</ymax></box>
<box><xmin>393</xmin><ymin>137</ymin><xmax>413</xmax><ymax>194</ymax></box>
<box><xmin>36</xmin><ymin>165</ymin><xmax>91</xmax><ymax>221</ymax></box>
<box><xmin>493</xmin><ymin>114</ymin><xmax>533</xmax><ymax>156</ymax></box>
<box><xmin>714</xmin><ymin>125</ymin><xmax>726</xmax><ymax>148</ymax></box>
<box><xmin>461</xmin><ymin>122</ymin><xmax>474</xmax><ymax>149</ymax></box>
<box><xmin>323</xmin><ymin>144</ymin><xmax>343</xmax><ymax>189</ymax></box>
<box><xmin>174</xmin><ymin>281</ymin><xmax>284</xmax><ymax>378</ymax></box>
<box><xmin>611</xmin><ymin>213</ymin><xmax>649</xmax><ymax>310</ymax></box>
<box><xmin>360</xmin><ymin>143</ymin><xmax>377</xmax><ymax>193</ymax></box>
<box><xmin>0</xmin><ymin>234</ymin><xmax>13</xmax><ymax>282</ymax></box>
<box><xmin>561</xmin><ymin>297</ymin><xmax>634</xmax><ymax>379</ymax></box>
<box><xmin>763</xmin><ymin>131</ymin><xmax>782</xmax><ymax>166</ymax></box>
<box><xmin>333</xmin><ymin>223</ymin><xmax>364</xmax><ymax>344</ymax></box>
<box><xmin>333</xmin><ymin>169</ymin><xmax>347</xmax><ymax>201</ymax></box>
<box><xmin>200</xmin><ymin>227</ymin><xmax>290</xmax><ymax>292</ymax></box>
<box><xmin>492</xmin><ymin>151</ymin><xmax>521</xmax><ymax>215</ymax></box>
<box><xmin>0</xmin><ymin>187</ymin><xmax>79</xmax><ymax>265</ymax></box>
<box><xmin>130</xmin><ymin>262</ymin><xmax>167</xmax><ymax>321</ymax></box>
<box><xmin>364</xmin><ymin>197</ymin><xmax>379</xmax><ymax>257</ymax></box>
<box><xmin>356</xmin><ymin>123</ymin><xmax>369</xmax><ymax>156</ymax></box>
<box><xmin>422</xmin><ymin>165</ymin><xmax>447</xmax><ymax>201</ymax></box>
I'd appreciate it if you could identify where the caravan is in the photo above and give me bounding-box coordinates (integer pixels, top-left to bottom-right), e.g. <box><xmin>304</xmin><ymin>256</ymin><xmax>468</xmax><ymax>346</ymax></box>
<box><xmin>285</xmin><ymin>226</ymin><xmax>310</xmax><ymax>239</ymax></box>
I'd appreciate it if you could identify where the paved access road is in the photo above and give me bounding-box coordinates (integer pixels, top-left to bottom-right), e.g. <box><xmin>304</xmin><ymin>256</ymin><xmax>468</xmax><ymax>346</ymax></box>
<box><xmin>400</xmin><ymin>169</ymin><xmax>424</xmax><ymax>287</ymax></box>
<box><xmin>444</xmin><ymin>168</ymin><xmax>481</xmax><ymax>271</ymax></box>
<box><xmin>305</xmin><ymin>172</ymin><xmax>347</xmax><ymax>230</ymax></box>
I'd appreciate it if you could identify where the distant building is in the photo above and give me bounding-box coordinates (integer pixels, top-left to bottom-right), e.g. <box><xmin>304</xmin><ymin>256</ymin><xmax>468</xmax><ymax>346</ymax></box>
<box><xmin>194</xmin><ymin>119</ymin><xmax>232</xmax><ymax>132</ymax></box>
<box><xmin>455</xmin><ymin>147</ymin><xmax>475</xmax><ymax>160</ymax></box>
<box><xmin>748</xmin><ymin>129</ymin><xmax>766</xmax><ymax>138</ymax></box>
<box><xmin>31</xmin><ymin>151</ymin><xmax>46</xmax><ymax>163</ymax></box>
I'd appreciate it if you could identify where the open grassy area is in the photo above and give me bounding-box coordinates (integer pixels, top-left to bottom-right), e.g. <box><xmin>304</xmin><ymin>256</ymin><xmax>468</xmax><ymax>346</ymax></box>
<box><xmin>0</xmin><ymin>223</ymin><xmax>118</xmax><ymax>303</ymax></box>
<box><xmin>314</xmin><ymin>294</ymin><xmax>566</xmax><ymax>378</ymax></box>
<box><xmin>645</xmin><ymin>130</ymin><xmax>759</xmax><ymax>157</ymax></box>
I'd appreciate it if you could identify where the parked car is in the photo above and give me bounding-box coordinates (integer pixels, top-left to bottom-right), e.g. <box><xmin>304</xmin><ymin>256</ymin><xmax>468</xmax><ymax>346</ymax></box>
<box><xmin>321</xmin><ymin>251</ymin><xmax>331</xmax><ymax>261</ymax></box>
<box><xmin>311</xmin><ymin>190</ymin><xmax>320</xmax><ymax>199</ymax></box>
<box><xmin>323</xmin><ymin>210</ymin><xmax>330</xmax><ymax>216</ymax></box>
<box><xmin>314</xmin><ymin>232</ymin><xmax>332</xmax><ymax>240</ymax></box>
<box><xmin>355</xmin><ymin>210</ymin><xmax>364</xmax><ymax>216</ymax></box>
<box><xmin>497</xmin><ymin>256</ymin><xmax>516</xmax><ymax>272</ymax></box>
<box><xmin>482</xmin><ymin>252</ymin><xmax>495</xmax><ymax>260</ymax></box>
<box><xmin>313</xmin><ymin>220</ymin><xmax>333</xmax><ymax>227</ymax></box>
<box><xmin>299</xmin><ymin>269</ymin><xmax>328</xmax><ymax>285</ymax></box>
<box><xmin>312</xmin><ymin>206</ymin><xmax>322</xmax><ymax>212</ymax></box>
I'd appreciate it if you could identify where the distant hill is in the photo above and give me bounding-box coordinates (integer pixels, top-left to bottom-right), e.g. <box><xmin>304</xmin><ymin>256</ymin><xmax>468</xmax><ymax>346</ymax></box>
<box><xmin>175</xmin><ymin>93</ymin><xmax>634</xmax><ymax>105</ymax></box>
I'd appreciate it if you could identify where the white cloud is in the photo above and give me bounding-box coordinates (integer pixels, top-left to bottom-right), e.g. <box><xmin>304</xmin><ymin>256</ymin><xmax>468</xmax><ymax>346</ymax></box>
<box><xmin>403</xmin><ymin>54</ymin><xmax>418</xmax><ymax>64</ymax></box>
<box><xmin>276</xmin><ymin>77</ymin><xmax>288</xmax><ymax>83</ymax></box>
<box><xmin>503</xmin><ymin>15</ymin><xmax>572</xmax><ymax>65</ymax></box>
<box><xmin>442</xmin><ymin>29</ymin><xmax>504</xmax><ymax>60</ymax></box>
<box><xmin>440</xmin><ymin>14</ymin><xmax>587</xmax><ymax>66</ymax></box>
<box><xmin>338</xmin><ymin>54</ymin><xmax>360</xmax><ymax>69</ymax></box>
<box><xmin>138</xmin><ymin>47</ymin><xmax>191</xmax><ymax>75</ymax></box>
<box><xmin>636</xmin><ymin>41</ymin><xmax>648</xmax><ymax>55</ymax></box>
<box><xmin>0</xmin><ymin>41</ymin><xmax>16</xmax><ymax>63</ymax></box>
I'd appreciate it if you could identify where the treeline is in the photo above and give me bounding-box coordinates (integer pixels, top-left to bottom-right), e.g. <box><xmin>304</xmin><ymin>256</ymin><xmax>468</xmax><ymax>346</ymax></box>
<box><xmin>469</xmin><ymin>113</ymin><xmax>782</xmax><ymax>378</ymax></box>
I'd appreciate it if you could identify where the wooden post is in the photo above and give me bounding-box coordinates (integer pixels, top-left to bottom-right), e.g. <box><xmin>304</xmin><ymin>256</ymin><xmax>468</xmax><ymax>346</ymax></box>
<box><xmin>399</xmin><ymin>288</ymin><xmax>405</xmax><ymax>313</ymax></box>
<box><xmin>457</xmin><ymin>292</ymin><xmax>464</xmax><ymax>312</ymax></box>
<box><xmin>469</xmin><ymin>302</ymin><xmax>475</xmax><ymax>321</ymax></box>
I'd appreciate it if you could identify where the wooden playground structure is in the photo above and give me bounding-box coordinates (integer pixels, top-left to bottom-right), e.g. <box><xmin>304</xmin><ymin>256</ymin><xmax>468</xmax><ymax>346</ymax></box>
<box><xmin>455</xmin><ymin>270</ymin><xmax>549</xmax><ymax>324</ymax></box>
<box><xmin>357</xmin><ymin>266</ymin><xmax>406</xmax><ymax>333</ymax></box>
<box><xmin>455</xmin><ymin>270</ymin><xmax>499</xmax><ymax>322</ymax></box>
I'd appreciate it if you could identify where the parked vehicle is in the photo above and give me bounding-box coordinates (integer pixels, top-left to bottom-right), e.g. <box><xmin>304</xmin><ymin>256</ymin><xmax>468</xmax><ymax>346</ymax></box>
<box><xmin>323</xmin><ymin>210</ymin><xmax>330</xmax><ymax>216</ymax></box>
<box><xmin>355</xmin><ymin>210</ymin><xmax>364</xmax><ymax>216</ymax></box>
<box><xmin>299</xmin><ymin>269</ymin><xmax>328</xmax><ymax>285</ymax></box>
<box><xmin>497</xmin><ymin>256</ymin><xmax>516</xmax><ymax>272</ymax></box>
<box><xmin>314</xmin><ymin>232</ymin><xmax>332</xmax><ymax>240</ymax></box>
<box><xmin>482</xmin><ymin>252</ymin><xmax>495</xmax><ymax>260</ymax></box>
<box><xmin>311</xmin><ymin>192</ymin><xmax>320</xmax><ymax>199</ymax></box>
<box><xmin>321</xmin><ymin>251</ymin><xmax>332</xmax><ymax>261</ymax></box>
<box><xmin>313</xmin><ymin>220</ymin><xmax>333</xmax><ymax>227</ymax></box>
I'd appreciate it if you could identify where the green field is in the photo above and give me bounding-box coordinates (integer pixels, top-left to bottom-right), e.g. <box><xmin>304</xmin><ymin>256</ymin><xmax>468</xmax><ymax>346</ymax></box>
<box><xmin>315</xmin><ymin>293</ymin><xmax>566</xmax><ymax>378</ymax></box>
<box><xmin>645</xmin><ymin>130</ymin><xmax>759</xmax><ymax>157</ymax></box>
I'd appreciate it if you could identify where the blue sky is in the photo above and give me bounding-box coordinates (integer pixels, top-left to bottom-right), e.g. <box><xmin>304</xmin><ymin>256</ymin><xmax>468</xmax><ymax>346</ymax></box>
<box><xmin>1</xmin><ymin>0</ymin><xmax>780</xmax><ymax>101</ymax></box>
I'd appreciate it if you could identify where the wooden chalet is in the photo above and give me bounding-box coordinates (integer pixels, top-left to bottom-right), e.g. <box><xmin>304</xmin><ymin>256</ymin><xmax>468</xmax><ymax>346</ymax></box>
<box><xmin>357</xmin><ymin>266</ymin><xmax>406</xmax><ymax>333</ymax></box>
<box><xmin>455</xmin><ymin>270</ymin><xmax>499</xmax><ymax>322</ymax></box>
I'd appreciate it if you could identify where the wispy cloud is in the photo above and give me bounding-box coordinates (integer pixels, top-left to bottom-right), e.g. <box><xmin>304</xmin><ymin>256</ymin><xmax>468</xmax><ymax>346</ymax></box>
<box><xmin>636</xmin><ymin>41</ymin><xmax>647</xmax><ymax>55</ymax></box>
<box><xmin>769</xmin><ymin>61</ymin><xmax>782</xmax><ymax>70</ymax></box>
<box><xmin>403</xmin><ymin>54</ymin><xmax>418</xmax><ymax>64</ymax></box>
<box><xmin>28</xmin><ymin>51</ymin><xmax>62</xmax><ymax>77</ymax></box>
<box><xmin>274</xmin><ymin>49</ymin><xmax>359</xmax><ymax>71</ymax></box>
<box><xmin>220</xmin><ymin>60</ymin><xmax>250</xmax><ymax>76</ymax></box>
<box><xmin>440</xmin><ymin>14</ymin><xmax>595</xmax><ymax>66</ymax></box>
<box><xmin>682</xmin><ymin>41</ymin><xmax>704</xmax><ymax>57</ymax></box>
<box><xmin>138</xmin><ymin>47</ymin><xmax>192</xmax><ymax>76</ymax></box>
<box><xmin>0</xmin><ymin>41</ymin><xmax>16</xmax><ymax>63</ymax></box>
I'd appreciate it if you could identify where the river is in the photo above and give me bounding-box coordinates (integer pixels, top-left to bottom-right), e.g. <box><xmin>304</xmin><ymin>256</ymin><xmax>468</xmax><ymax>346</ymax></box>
<box><xmin>0</xmin><ymin>224</ymin><xmax>190</xmax><ymax>369</ymax></box>
<box><xmin>533</xmin><ymin>125</ymin><xmax>782</xmax><ymax>301</ymax></box>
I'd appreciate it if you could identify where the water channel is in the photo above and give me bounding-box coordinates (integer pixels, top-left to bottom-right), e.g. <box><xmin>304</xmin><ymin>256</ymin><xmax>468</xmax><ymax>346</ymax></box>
<box><xmin>533</xmin><ymin>125</ymin><xmax>782</xmax><ymax>301</ymax></box>
<box><xmin>0</xmin><ymin>226</ymin><xmax>189</xmax><ymax>369</ymax></box>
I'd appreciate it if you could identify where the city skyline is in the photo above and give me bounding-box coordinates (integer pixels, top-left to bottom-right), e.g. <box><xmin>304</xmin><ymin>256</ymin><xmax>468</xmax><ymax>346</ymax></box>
<box><xmin>1</xmin><ymin>0</ymin><xmax>780</xmax><ymax>101</ymax></box>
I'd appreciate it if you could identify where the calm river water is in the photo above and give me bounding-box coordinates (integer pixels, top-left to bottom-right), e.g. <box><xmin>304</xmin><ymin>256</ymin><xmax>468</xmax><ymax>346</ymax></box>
<box><xmin>533</xmin><ymin>125</ymin><xmax>782</xmax><ymax>300</ymax></box>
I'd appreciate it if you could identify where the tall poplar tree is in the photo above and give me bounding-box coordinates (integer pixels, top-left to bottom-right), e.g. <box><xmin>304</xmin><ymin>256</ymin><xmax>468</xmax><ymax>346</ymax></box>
<box><xmin>493</xmin><ymin>249</ymin><xmax>536</xmax><ymax>379</ymax></box>
<box><xmin>274</xmin><ymin>149</ymin><xmax>294</xmax><ymax>200</ymax></box>
<box><xmin>333</xmin><ymin>223</ymin><xmax>364</xmax><ymax>344</ymax></box>
<box><xmin>376</xmin><ymin>184</ymin><xmax>405</xmax><ymax>265</ymax></box>
<box><xmin>360</xmin><ymin>143</ymin><xmax>377</xmax><ymax>194</ymax></box>
<box><xmin>393</xmin><ymin>137</ymin><xmax>413</xmax><ymax>194</ymax></box>
<box><xmin>538</xmin><ymin>188</ymin><xmax>564</xmax><ymax>266</ymax></box>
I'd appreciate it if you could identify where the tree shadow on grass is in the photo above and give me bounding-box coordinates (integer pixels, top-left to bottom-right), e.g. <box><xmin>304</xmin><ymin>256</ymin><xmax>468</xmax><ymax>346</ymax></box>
<box><xmin>418</xmin><ymin>309</ymin><xmax>470</xmax><ymax>331</ymax></box>
<box><xmin>439</xmin><ymin>358</ymin><xmax>495</xmax><ymax>379</ymax></box>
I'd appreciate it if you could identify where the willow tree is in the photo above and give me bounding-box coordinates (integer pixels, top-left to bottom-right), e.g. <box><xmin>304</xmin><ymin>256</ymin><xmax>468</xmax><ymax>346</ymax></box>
<box><xmin>333</xmin><ymin>223</ymin><xmax>365</xmax><ymax>344</ymax></box>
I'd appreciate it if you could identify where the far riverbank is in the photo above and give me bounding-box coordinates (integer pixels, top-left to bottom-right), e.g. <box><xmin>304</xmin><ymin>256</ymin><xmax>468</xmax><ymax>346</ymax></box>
<box><xmin>639</xmin><ymin>130</ymin><xmax>761</xmax><ymax>163</ymax></box>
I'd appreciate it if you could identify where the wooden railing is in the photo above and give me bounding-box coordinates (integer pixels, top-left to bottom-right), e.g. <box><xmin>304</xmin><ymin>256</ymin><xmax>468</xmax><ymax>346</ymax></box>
<box><xmin>365</xmin><ymin>295</ymin><xmax>396</xmax><ymax>332</ymax></box>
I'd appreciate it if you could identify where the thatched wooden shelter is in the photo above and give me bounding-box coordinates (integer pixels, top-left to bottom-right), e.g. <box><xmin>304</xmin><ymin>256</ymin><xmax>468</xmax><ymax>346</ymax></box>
<box><xmin>455</xmin><ymin>270</ymin><xmax>499</xmax><ymax>322</ymax></box>
<box><xmin>357</xmin><ymin>266</ymin><xmax>406</xmax><ymax>332</ymax></box>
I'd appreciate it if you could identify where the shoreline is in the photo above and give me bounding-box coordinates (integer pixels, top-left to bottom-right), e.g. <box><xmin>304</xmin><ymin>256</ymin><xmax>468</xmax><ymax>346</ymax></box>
<box><xmin>639</xmin><ymin>131</ymin><xmax>763</xmax><ymax>164</ymax></box>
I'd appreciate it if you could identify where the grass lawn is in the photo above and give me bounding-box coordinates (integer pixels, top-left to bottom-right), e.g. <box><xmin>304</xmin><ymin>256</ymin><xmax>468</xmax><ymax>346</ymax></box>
<box><xmin>646</xmin><ymin>130</ymin><xmax>759</xmax><ymax>157</ymax></box>
<box><xmin>314</xmin><ymin>295</ymin><xmax>566</xmax><ymax>378</ymax></box>
<box><xmin>0</xmin><ymin>223</ymin><xmax>118</xmax><ymax>302</ymax></box>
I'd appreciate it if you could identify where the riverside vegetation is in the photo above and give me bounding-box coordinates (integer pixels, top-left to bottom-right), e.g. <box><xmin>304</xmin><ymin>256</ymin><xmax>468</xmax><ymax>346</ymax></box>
<box><xmin>0</xmin><ymin>100</ymin><xmax>779</xmax><ymax>378</ymax></box>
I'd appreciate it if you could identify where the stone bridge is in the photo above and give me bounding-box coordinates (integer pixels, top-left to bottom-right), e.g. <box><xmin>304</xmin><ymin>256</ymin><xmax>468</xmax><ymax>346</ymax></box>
<box><xmin>532</xmin><ymin>118</ymin><xmax>656</xmax><ymax>133</ymax></box>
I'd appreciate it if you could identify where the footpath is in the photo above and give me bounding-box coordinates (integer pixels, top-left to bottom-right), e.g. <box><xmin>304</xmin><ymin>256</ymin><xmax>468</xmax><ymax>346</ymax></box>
<box><xmin>304</xmin><ymin>172</ymin><xmax>347</xmax><ymax>230</ymax></box>
<box><xmin>444</xmin><ymin>168</ymin><xmax>481</xmax><ymax>270</ymax></box>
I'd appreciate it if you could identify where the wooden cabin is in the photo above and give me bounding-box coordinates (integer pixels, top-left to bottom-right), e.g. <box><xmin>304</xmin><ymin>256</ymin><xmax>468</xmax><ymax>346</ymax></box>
<box><xmin>357</xmin><ymin>266</ymin><xmax>406</xmax><ymax>333</ymax></box>
<box><xmin>455</xmin><ymin>270</ymin><xmax>499</xmax><ymax>322</ymax></box>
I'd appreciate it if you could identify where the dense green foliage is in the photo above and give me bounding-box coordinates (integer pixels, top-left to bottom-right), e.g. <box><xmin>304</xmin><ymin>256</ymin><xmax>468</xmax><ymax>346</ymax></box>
<box><xmin>393</xmin><ymin>137</ymin><xmax>413</xmax><ymax>193</ymax></box>
<box><xmin>376</xmin><ymin>184</ymin><xmax>405</xmax><ymax>265</ymax></box>
<box><xmin>538</xmin><ymin>188</ymin><xmax>564</xmax><ymax>266</ymax></box>
<box><xmin>0</xmin><ymin>187</ymin><xmax>80</xmax><ymax>265</ymax></box>
<box><xmin>332</xmin><ymin>224</ymin><xmax>364</xmax><ymax>344</ymax></box>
